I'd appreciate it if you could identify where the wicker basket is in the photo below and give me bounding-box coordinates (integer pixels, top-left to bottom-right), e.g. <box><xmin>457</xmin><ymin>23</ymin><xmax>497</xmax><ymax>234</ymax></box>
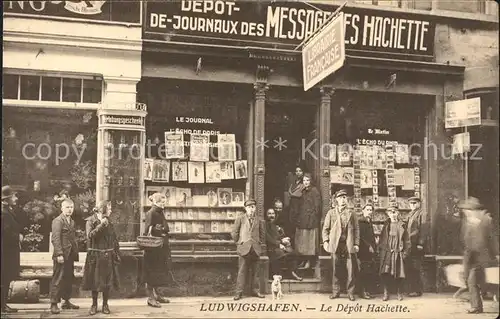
<box><xmin>137</xmin><ymin>226</ymin><xmax>163</xmax><ymax>249</ymax></box>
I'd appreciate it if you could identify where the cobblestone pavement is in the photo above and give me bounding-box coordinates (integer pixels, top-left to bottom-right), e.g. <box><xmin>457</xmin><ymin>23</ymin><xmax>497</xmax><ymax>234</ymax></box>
<box><xmin>3</xmin><ymin>293</ymin><xmax>499</xmax><ymax>319</ymax></box>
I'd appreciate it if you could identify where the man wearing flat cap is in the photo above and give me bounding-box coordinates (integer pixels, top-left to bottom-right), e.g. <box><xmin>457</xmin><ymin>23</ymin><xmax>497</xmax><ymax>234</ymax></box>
<box><xmin>322</xmin><ymin>189</ymin><xmax>360</xmax><ymax>301</ymax></box>
<box><xmin>405</xmin><ymin>196</ymin><xmax>429</xmax><ymax>297</ymax></box>
<box><xmin>231</xmin><ymin>199</ymin><xmax>266</xmax><ymax>300</ymax></box>
<box><xmin>459</xmin><ymin>197</ymin><xmax>498</xmax><ymax>314</ymax></box>
<box><xmin>1</xmin><ymin>186</ymin><xmax>21</xmax><ymax>314</ymax></box>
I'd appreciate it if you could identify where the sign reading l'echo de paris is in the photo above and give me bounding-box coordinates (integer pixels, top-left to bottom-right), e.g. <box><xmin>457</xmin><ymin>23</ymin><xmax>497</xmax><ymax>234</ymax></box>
<box><xmin>144</xmin><ymin>0</ymin><xmax>435</xmax><ymax>60</ymax></box>
<box><xmin>4</xmin><ymin>1</ymin><xmax>141</xmax><ymax>24</ymax></box>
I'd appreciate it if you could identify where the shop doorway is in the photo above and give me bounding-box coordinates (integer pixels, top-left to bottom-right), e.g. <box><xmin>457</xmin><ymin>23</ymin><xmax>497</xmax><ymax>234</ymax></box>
<box><xmin>264</xmin><ymin>102</ymin><xmax>317</xmax><ymax>210</ymax></box>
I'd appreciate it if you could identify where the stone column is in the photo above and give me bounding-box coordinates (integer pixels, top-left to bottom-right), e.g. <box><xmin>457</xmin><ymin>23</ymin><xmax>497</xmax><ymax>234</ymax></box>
<box><xmin>319</xmin><ymin>86</ymin><xmax>334</xmax><ymax>221</ymax></box>
<box><xmin>253</xmin><ymin>81</ymin><xmax>269</xmax><ymax>222</ymax></box>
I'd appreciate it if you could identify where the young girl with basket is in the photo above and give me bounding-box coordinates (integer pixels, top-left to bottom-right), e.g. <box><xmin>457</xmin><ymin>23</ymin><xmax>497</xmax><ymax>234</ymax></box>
<box><xmin>82</xmin><ymin>200</ymin><xmax>121</xmax><ymax>315</ymax></box>
<box><xmin>141</xmin><ymin>192</ymin><xmax>172</xmax><ymax>308</ymax></box>
<box><xmin>378</xmin><ymin>206</ymin><xmax>410</xmax><ymax>301</ymax></box>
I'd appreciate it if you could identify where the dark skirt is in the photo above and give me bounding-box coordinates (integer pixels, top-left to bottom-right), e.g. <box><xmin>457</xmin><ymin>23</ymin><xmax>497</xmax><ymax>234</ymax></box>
<box><xmin>82</xmin><ymin>249</ymin><xmax>120</xmax><ymax>291</ymax></box>
<box><xmin>143</xmin><ymin>238</ymin><xmax>171</xmax><ymax>288</ymax></box>
<box><xmin>379</xmin><ymin>235</ymin><xmax>406</xmax><ymax>278</ymax></box>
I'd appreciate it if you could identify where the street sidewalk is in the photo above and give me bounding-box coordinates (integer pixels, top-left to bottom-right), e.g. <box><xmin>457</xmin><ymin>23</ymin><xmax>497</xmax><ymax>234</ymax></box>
<box><xmin>3</xmin><ymin>293</ymin><xmax>499</xmax><ymax>319</ymax></box>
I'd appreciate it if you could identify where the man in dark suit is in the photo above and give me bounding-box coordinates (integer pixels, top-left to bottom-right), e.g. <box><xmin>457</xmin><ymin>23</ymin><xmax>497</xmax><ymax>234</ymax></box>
<box><xmin>459</xmin><ymin>197</ymin><xmax>499</xmax><ymax>314</ymax></box>
<box><xmin>357</xmin><ymin>200</ymin><xmax>377</xmax><ymax>299</ymax></box>
<box><xmin>231</xmin><ymin>199</ymin><xmax>266</xmax><ymax>300</ymax></box>
<box><xmin>1</xmin><ymin>186</ymin><xmax>21</xmax><ymax>314</ymax></box>
<box><xmin>49</xmin><ymin>198</ymin><xmax>80</xmax><ymax>314</ymax></box>
<box><xmin>322</xmin><ymin>189</ymin><xmax>360</xmax><ymax>301</ymax></box>
<box><xmin>406</xmin><ymin>196</ymin><xmax>429</xmax><ymax>297</ymax></box>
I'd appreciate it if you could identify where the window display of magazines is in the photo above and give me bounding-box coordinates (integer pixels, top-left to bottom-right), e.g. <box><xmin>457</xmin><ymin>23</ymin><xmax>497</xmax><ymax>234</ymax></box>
<box><xmin>328</xmin><ymin>142</ymin><xmax>421</xmax><ymax>212</ymax></box>
<box><xmin>143</xmin><ymin>157</ymin><xmax>247</xmax><ymax>240</ymax></box>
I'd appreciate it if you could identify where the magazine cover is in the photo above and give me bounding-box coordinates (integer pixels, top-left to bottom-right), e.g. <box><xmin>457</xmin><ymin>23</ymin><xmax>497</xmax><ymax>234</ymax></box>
<box><xmin>217</xmin><ymin>188</ymin><xmax>232</xmax><ymax>207</ymax></box>
<box><xmin>164</xmin><ymin>131</ymin><xmax>185</xmax><ymax>159</ymax></box>
<box><xmin>205</xmin><ymin>161</ymin><xmax>222</xmax><ymax>183</ymax></box>
<box><xmin>144</xmin><ymin>158</ymin><xmax>154</xmax><ymax>181</ymax></box>
<box><xmin>220</xmin><ymin>161</ymin><xmax>235</xmax><ymax>180</ymax></box>
<box><xmin>234</xmin><ymin>160</ymin><xmax>248</xmax><ymax>179</ymax></box>
<box><xmin>172</xmin><ymin>161</ymin><xmax>188</xmax><ymax>181</ymax></box>
<box><xmin>190</xmin><ymin>133</ymin><xmax>210</xmax><ymax>162</ymax></box>
<box><xmin>188</xmin><ymin>161</ymin><xmax>205</xmax><ymax>183</ymax></box>
<box><xmin>217</xmin><ymin>133</ymin><xmax>237</xmax><ymax>161</ymax></box>
<box><xmin>152</xmin><ymin>159</ymin><xmax>170</xmax><ymax>182</ymax></box>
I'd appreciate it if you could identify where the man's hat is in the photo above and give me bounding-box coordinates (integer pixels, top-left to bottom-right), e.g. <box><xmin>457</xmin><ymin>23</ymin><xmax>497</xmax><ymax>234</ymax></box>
<box><xmin>362</xmin><ymin>199</ymin><xmax>374</xmax><ymax>209</ymax></box>
<box><xmin>458</xmin><ymin>197</ymin><xmax>484</xmax><ymax>210</ymax></box>
<box><xmin>1</xmin><ymin>186</ymin><xmax>17</xmax><ymax>200</ymax></box>
<box><xmin>244</xmin><ymin>199</ymin><xmax>256</xmax><ymax>207</ymax></box>
<box><xmin>408</xmin><ymin>196</ymin><xmax>421</xmax><ymax>203</ymax></box>
<box><xmin>334</xmin><ymin>189</ymin><xmax>349</xmax><ymax>198</ymax></box>
<box><xmin>386</xmin><ymin>206</ymin><xmax>398</xmax><ymax>213</ymax></box>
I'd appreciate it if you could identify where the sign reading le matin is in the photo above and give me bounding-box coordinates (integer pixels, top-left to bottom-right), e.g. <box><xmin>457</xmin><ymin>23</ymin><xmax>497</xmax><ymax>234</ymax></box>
<box><xmin>302</xmin><ymin>12</ymin><xmax>346</xmax><ymax>91</ymax></box>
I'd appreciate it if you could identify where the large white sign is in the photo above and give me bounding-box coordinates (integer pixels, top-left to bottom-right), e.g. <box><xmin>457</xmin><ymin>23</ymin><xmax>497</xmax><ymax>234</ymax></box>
<box><xmin>302</xmin><ymin>12</ymin><xmax>345</xmax><ymax>91</ymax></box>
<box><xmin>445</xmin><ymin>97</ymin><xmax>481</xmax><ymax>128</ymax></box>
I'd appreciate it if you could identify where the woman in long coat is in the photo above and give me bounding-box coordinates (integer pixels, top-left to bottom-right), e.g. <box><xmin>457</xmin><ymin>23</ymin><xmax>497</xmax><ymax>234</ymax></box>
<box><xmin>378</xmin><ymin>207</ymin><xmax>410</xmax><ymax>301</ymax></box>
<box><xmin>294</xmin><ymin>173</ymin><xmax>321</xmax><ymax>270</ymax></box>
<box><xmin>82</xmin><ymin>200</ymin><xmax>120</xmax><ymax>315</ymax></box>
<box><xmin>287</xmin><ymin>164</ymin><xmax>305</xmax><ymax>245</ymax></box>
<box><xmin>144</xmin><ymin>192</ymin><xmax>171</xmax><ymax>308</ymax></box>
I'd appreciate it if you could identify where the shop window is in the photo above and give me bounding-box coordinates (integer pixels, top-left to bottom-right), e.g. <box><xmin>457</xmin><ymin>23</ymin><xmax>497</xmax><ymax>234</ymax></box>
<box><xmin>408</xmin><ymin>0</ymin><xmax>432</xmax><ymax>10</ymax></box>
<box><xmin>3</xmin><ymin>72</ymin><xmax>103</xmax><ymax>104</ymax></box>
<box><xmin>355</xmin><ymin>0</ymin><xmax>402</xmax><ymax>8</ymax></box>
<box><xmin>436</xmin><ymin>0</ymin><xmax>484</xmax><ymax>13</ymax></box>
<box><xmin>82</xmin><ymin>79</ymin><xmax>102</xmax><ymax>103</ymax></box>
<box><xmin>138</xmin><ymin>79</ymin><xmax>250</xmax><ymax>244</ymax></box>
<box><xmin>2</xmin><ymin>106</ymin><xmax>98</xmax><ymax>253</ymax></box>
<box><xmin>41</xmin><ymin>76</ymin><xmax>61</xmax><ymax>102</ymax></box>
<box><xmin>3</xmin><ymin>74</ymin><xmax>19</xmax><ymax>99</ymax></box>
<box><xmin>20</xmin><ymin>75</ymin><xmax>40</xmax><ymax>100</ymax></box>
<box><xmin>62</xmin><ymin>78</ymin><xmax>82</xmax><ymax>102</ymax></box>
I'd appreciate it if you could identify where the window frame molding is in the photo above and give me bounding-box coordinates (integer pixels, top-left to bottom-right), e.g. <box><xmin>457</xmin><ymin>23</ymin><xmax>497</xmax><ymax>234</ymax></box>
<box><xmin>3</xmin><ymin>70</ymin><xmax>104</xmax><ymax>109</ymax></box>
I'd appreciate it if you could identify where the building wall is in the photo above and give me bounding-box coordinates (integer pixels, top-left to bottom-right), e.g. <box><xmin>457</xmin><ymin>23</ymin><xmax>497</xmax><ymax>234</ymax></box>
<box><xmin>3</xmin><ymin>17</ymin><xmax>142</xmax><ymax>105</ymax></box>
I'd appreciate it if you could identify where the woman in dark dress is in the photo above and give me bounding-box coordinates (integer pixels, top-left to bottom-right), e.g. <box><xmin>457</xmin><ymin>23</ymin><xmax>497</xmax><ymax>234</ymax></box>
<box><xmin>144</xmin><ymin>192</ymin><xmax>172</xmax><ymax>308</ymax></box>
<box><xmin>287</xmin><ymin>164</ymin><xmax>305</xmax><ymax>246</ymax></box>
<box><xmin>294</xmin><ymin>173</ymin><xmax>321</xmax><ymax>270</ymax></box>
<box><xmin>378</xmin><ymin>207</ymin><xmax>410</xmax><ymax>301</ymax></box>
<box><xmin>82</xmin><ymin>200</ymin><xmax>120</xmax><ymax>315</ymax></box>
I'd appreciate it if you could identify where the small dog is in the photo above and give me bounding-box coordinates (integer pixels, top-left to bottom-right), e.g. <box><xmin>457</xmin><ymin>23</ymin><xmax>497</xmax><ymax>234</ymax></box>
<box><xmin>271</xmin><ymin>275</ymin><xmax>283</xmax><ymax>300</ymax></box>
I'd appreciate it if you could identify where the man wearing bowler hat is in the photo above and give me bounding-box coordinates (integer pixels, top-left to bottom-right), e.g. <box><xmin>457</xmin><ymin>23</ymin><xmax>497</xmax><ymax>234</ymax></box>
<box><xmin>459</xmin><ymin>197</ymin><xmax>498</xmax><ymax>314</ymax></box>
<box><xmin>1</xmin><ymin>186</ymin><xmax>21</xmax><ymax>314</ymax></box>
<box><xmin>231</xmin><ymin>199</ymin><xmax>266</xmax><ymax>300</ymax></box>
<box><xmin>406</xmin><ymin>196</ymin><xmax>429</xmax><ymax>297</ymax></box>
<box><xmin>322</xmin><ymin>189</ymin><xmax>360</xmax><ymax>301</ymax></box>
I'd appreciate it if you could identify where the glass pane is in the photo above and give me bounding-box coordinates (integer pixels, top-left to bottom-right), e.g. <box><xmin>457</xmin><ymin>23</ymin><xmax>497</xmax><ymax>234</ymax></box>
<box><xmin>82</xmin><ymin>79</ymin><xmax>102</xmax><ymax>103</ymax></box>
<box><xmin>413</xmin><ymin>0</ymin><xmax>432</xmax><ymax>10</ymax></box>
<box><xmin>2</xmin><ymin>74</ymin><xmax>19</xmax><ymax>99</ymax></box>
<box><xmin>377</xmin><ymin>0</ymin><xmax>401</xmax><ymax>7</ymax></box>
<box><xmin>437</xmin><ymin>0</ymin><xmax>480</xmax><ymax>13</ymax></box>
<box><xmin>41</xmin><ymin>76</ymin><xmax>61</xmax><ymax>102</ymax></box>
<box><xmin>62</xmin><ymin>78</ymin><xmax>82</xmax><ymax>102</ymax></box>
<box><xmin>20</xmin><ymin>75</ymin><xmax>40</xmax><ymax>100</ymax></box>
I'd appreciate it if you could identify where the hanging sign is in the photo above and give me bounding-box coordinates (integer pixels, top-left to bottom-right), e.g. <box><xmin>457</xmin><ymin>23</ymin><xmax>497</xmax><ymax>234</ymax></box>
<box><xmin>302</xmin><ymin>12</ymin><xmax>345</xmax><ymax>91</ymax></box>
<box><xmin>445</xmin><ymin>97</ymin><xmax>481</xmax><ymax>128</ymax></box>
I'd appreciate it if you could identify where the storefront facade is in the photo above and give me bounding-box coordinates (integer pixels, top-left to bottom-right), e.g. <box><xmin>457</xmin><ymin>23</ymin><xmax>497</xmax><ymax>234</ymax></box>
<box><xmin>2</xmin><ymin>0</ymin><xmax>143</xmax><ymax>296</ymax></box>
<box><xmin>139</xmin><ymin>1</ymin><xmax>497</xmax><ymax>296</ymax></box>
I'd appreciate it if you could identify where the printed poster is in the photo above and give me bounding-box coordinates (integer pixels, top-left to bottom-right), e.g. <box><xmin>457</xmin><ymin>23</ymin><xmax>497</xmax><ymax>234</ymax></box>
<box><xmin>338</xmin><ymin>144</ymin><xmax>352</xmax><ymax>166</ymax></box>
<box><xmin>218</xmin><ymin>134</ymin><xmax>237</xmax><ymax>161</ymax></box>
<box><xmin>231</xmin><ymin>192</ymin><xmax>245</xmax><ymax>207</ymax></box>
<box><xmin>164</xmin><ymin>132</ymin><xmax>184</xmax><ymax>159</ymax></box>
<box><xmin>152</xmin><ymin>160</ymin><xmax>170</xmax><ymax>182</ymax></box>
<box><xmin>175</xmin><ymin>188</ymin><xmax>192</xmax><ymax>206</ymax></box>
<box><xmin>360</xmin><ymin>170</ymin><xmax>373</xmax><ymax>189</ymax></box>
<box><xmin>395</xmin><ymin>144</ymin><xmax>410</xmax><ymax>164</ymax></box>
<box><xmin>190</xmin><ymin>134</ymin><xmax>210</xmax><ymax>162</ymax></box>
<box><xmin>205</xmin><ymin>162</ymin><xmax>222</xmax><ymax>183</ymax></box>
<box><xmin>188</xmin><ymin>162</ymin><xmax>205</xmax><ymax>184</ymax></box>
<box><xmin>234</xmin><ymin>160</ymin><xmax>248</xmax><ymax>179</ymax></box>
<box><xmin>217</xmin><ymin>188</ymin><xmax>232</xmax><ymax>207</ymax></box>
<box><xmin>329</xmin><ymin>166</ymin><xmax>343</xmax><ymax>184</ymax></box>
<box><xmin>328</xmin><ymin>144</ymin><xmax>337</xmax><ymax>162</ymax></box>
<box><xmin>144</xmin><ymin>158</ymin><xmax>154</xmax><ymax>181</ymax></box>
<box><xmin>206</xmin><ymin>188</ymin><xmax>218</xmax><ymax>207</ymax></box>
<box><xmin>172</xmin><ymin>161</ymin><xmax>188</xmax><ymax>181</ymax></box>
<box><xmin>341</xmin><ymin>167</ymin><xmax>354</xmax><ymax>185</ymax></box>
<box><xmin>220</xmin><ymin>162</ymin><xmax>235</xmax><ymax>180</ymax></box>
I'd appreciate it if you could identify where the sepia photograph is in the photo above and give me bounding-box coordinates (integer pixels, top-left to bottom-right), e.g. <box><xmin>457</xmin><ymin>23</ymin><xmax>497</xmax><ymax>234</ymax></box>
<box><xmin>1</xmin><ymin>0</ymin><xmax>499</xmax><ymax>318</ymax></box>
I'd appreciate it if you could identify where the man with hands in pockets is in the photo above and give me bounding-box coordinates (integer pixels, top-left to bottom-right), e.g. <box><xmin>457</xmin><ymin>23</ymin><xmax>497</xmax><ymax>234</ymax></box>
<box><xmin>49</xmin><ymin>198</ymin><xmax>80</xmax><ymax>315</ymax></box>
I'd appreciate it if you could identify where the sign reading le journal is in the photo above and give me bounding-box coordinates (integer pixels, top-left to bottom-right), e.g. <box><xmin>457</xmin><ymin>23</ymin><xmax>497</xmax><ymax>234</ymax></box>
<box><xmin>302</xmin><ymin>12</ymin><xmax>345</xmax><ymax>91</ymax></box>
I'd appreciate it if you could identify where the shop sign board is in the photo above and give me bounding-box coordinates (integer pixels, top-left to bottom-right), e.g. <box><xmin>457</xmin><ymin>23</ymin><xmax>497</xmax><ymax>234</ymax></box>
<box><xmin>101</xmin><ymin>115</ymin><xmax>144</xmax><ymax>126</ymax></box>
<box><xmin>302</xmin><ymin>12</ymin><xmax>345</xmax><ymax>91</ymax></box>
<box><xmin>144</xmin><ymin>0</ymin><xmax>435</xmax><ymax>60</ymax></box>
<box><xmin>452</xmin><ymin>132</ymin><xmax>470</xmax><ymax>155</ymax></box>
<box><xmin>4</xmin><ymin>1</ymin><xmax>141</xmax><ymax>24</ymax></box>
<box><xmin>445</xmin><ymin>97</ymin><xmax>481</xmax><ymax>128</ymax></box>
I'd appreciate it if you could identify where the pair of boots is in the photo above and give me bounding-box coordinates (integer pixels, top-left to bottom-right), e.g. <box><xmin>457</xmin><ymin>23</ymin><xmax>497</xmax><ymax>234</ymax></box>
<box><xmin>382</xmin><ymin>281</ymin><xmax>404</xmax><ymax>301</ymax></box>
<box><xmin>147</xmin><ymin>286</ymin><xmax>170</xmax><ymax>308</ymax></box>
<box><xmin>50</xmin><ymin>300</ymin><xmax>80</xmax><ymax>314</ymax></box>
<box><xmin>89</xmin><ymin>291</ymin><xmax>110</xmax><ymax>316</ymax></box>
